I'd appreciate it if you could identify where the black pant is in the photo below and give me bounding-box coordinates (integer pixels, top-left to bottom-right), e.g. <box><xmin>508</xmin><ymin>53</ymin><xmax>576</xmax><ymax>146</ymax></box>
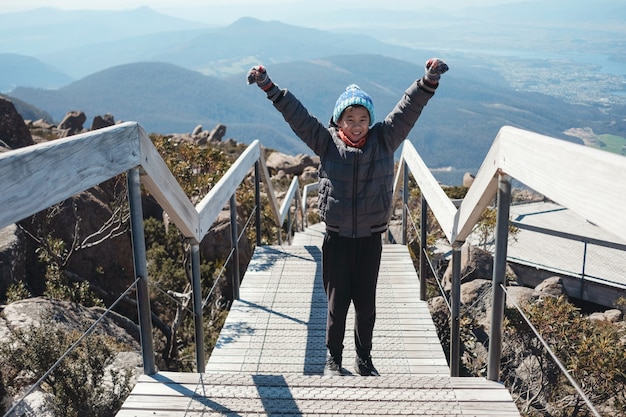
<box><xmin>322</xmin><ymin>231</ymin><xmax>382</xmax><ymax>362</ymax></box>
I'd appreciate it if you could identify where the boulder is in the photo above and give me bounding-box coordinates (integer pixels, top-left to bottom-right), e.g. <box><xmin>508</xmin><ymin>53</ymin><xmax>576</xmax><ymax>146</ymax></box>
<box><xmin>0</xmin><ymin>224</ymin><xmax>27</xmax><ymax>301</ymax></box>
<box><xmin>17</xmin><ymin>181</ymin><xmax>135</xmax><ymax>300</ymax></box>
<box><xmin>300</xmin><ymin>166</ymin><xmax>319</xmax><ymax>182</ymax></box>
<box><xmin>58</xmin><ymin>110</ymin><xmax>86</xmax><ymax>136</ymax></box>
<box><xmin>463</xmin><ymin>172</ymin><xmax>475</xmax><ymax>188</ymax></box>
<box><xmin>589</xmin><ymin>309</ymin><xmax>623</xmax><ymax>323</ymax></box>
<box><xmin>0</xmin><ymin>298</ymin><xmax>141</xmax><ymax>415</ymax></box>
<box><xmin>266</xmin><ymin>152</ymin><xmax>320</xmax><ymax>176</ymax></box>
<box><xmin>32</xmin><ymin>119</ymin><xmax>55</xmax><ymax>130</ymax></box>
<box><xmin>208</xmin><ymin>124</ymin><xmax>227</xmax><ymax>143</ymax></box>
<box><xmin>504</xmin><ymin>285</ymin><xmax>542</xmax><ymax>309</ymax></box>
<box><xmin>604</xmin><ymin>309</ymin><xmax>623</xmax><ymax>322</ymax></box>
<box><xmin>91</xmin><ymin>113</ymin><xmax>115</xmax><ymax>130</ymax></box>
<box><xmin>460</xmin><ymin>279</ymin><xmax>492</xmax><ymax>329</ymax></box>
<box><xmin>3</xmin><ymin>390</ymin><xmax>54</xmax><ymax>417</ymax></box>
<box><xmin>588</xmin><ymin>312</ymin><xmax>609</xmax><ymax>323</ymax></box>
<box><xmin>535</xmin><ymin>276</ymin><xmax>566</xmax><ymax>297</ymax></box>
<box><xmin>192</xmin><ymin>124</ymin><xmax>203</xmax><ymax>136</ymax></box>
<box><xmin>460</xmin><ymin>278</ymin><xmax>491</xmax><ymax>306</ymax></box>
<box><xmin>0</xmin><ymin>97</ymin><xmax>34</xmax><ymax>150</ymax></box>
<box><xmin>442</xmin><ymin>243</ymin><xmax>493</xmax><ymax>290</ymax></box>
<box><xmin>0</xmin><ymin>297</ymin><xmax>139</xmax><ymax>347</ymax></box>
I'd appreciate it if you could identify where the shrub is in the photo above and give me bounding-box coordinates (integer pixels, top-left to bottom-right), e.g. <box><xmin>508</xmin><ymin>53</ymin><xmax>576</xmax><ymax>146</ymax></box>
<box><xmin>0</xmin><ymin>318</ymin><xmax>132</xmax><ymax>417</ymax></box>
<box><xmin>503</xmin><ymin>296</ymin><xmax>626</xmax><ymax>416</ymax></box>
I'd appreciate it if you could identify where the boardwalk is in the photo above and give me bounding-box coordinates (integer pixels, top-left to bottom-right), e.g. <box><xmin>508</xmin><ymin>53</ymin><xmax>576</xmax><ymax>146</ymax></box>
<box><xmin>116</xmin><ymin>224</ymin><xmax>520</xmax><ymax>416</ymax></box>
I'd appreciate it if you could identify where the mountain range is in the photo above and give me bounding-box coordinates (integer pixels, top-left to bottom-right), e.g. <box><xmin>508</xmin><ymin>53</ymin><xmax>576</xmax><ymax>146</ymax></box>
<box><xmin>1</xmin><ymin>3</ymin><xmax>625</xmax><ymax>184</ymax></box>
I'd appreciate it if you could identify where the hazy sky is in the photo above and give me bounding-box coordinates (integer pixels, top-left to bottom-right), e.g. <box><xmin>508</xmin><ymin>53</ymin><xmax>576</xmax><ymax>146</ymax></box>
<box><xmin>0</xmin><ymin>0</ymin><xmax>527</xmax><ymax>24</ymax></box>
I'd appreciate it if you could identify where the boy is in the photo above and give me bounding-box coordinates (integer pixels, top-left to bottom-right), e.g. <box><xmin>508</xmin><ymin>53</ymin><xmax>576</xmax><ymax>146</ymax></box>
<box><xmin>247</xmin><ymin>58</ymin><xmax>448</xmax><ymax>376</ymax></box>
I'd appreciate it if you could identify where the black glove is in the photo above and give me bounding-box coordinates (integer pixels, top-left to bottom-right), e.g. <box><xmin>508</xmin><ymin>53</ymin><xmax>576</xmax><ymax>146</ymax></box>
<box><xmin>247</xmin><ymin>65</ymin><xmax>281</xmax><ymax>101</ymax></box>
<box><xmin>424</xmin><ymin>58</ymin><xmax>449</xmax><ymax>83</ymax></box>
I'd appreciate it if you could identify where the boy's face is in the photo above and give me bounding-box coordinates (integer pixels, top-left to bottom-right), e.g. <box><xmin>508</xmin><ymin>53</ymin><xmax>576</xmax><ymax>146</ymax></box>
<box><xmin>338</xmin><ymin>106</ymin><xmax>370</xmax><ymax>143</ymax></box>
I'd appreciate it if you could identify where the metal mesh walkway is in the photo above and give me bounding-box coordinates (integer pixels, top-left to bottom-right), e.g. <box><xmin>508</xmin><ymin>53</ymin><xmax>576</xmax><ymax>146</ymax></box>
<box><xmin>116</xmin><ymin>223</ymin><xmax>520</xmax><ymax>416</ymax></box>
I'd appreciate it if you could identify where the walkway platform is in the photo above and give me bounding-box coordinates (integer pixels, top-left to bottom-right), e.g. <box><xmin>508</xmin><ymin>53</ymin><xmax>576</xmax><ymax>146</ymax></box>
<box><xmin>116</xmin><ymin>224</ymin><xmax>520</xmax><ymax>416</ymax></box>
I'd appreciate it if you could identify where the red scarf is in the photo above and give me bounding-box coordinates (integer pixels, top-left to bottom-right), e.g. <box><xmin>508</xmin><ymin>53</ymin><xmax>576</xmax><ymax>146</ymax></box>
<box><xmin>338</xmin><ymin>129</ymin><xmax>368</xmax><ymax>148</ymax></box>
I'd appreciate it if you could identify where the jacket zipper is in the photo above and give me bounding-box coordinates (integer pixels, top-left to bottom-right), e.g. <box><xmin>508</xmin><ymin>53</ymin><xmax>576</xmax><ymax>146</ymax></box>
<box><xmin>352</xmin><ymin>151</ymin><xmax>359</xmax><ymax>238</ymax></box>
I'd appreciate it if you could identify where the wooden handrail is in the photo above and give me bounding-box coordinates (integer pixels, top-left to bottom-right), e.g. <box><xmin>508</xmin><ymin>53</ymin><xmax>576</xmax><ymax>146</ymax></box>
<box><xmin>0</xmin><ymin>122</ymin><xmax>142</xmax><ymax>230</ymax></box>
<box><xmin>396</xmin><ymin>125</ymin><xmax>626</xmax><ymax>245</ymax></box>
<box><xmin>0</xmin><ymin>123</ymin><xmax>292</xmax><ymax>244</ymax></box>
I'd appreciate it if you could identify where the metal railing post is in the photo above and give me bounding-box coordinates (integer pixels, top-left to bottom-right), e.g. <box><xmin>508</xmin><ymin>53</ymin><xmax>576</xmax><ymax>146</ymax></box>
<box><xmin>296</xmin><ymin>195</ymin><xmax>302</xmax><ymax>232</ymax></box>
<box><xmin>402</xmin><ymin>163</ymin><xmax>409</xmax><ymax>245</ymax></box>
<box><xmin>419</xmin><ymin>195</ymin><xmax>428</xmax><ymax>301</ymax></box>
<box><xmin>487</xmin><ymin>173</ymin><xmax>511</xmax><ymax>382</ymax></box>
<box><xmin>127</xmin><ymin>168</ymin><xmax>156</xmax><ymax>375</ymax></box>
<box><xmin>450</xmin><ymin>242</ymin><xmax>462</xmax><ymax>377</ymax></box>
<box><xmin>287</xmin><ymin>208</ymin><xmax>292</xmax><ymax>245</ymax></box>
<box><xmin>230</xmin><ymin>193</ymin><xmax>240</xmax><ymax>300</ymax></box>
<box><xmin>254</xmin><ymin>161</ymin><xmax>262</xmax><ymax>246</ymax></box>
<box><xmin>190</xmin><ymin>243</ymin><xmax>205</xmax><ymax>373</ymax></box>
<box><xmin>580</xmin><ymin>240</ymin><xmax>588</xmax><ymax>299</ymax></box>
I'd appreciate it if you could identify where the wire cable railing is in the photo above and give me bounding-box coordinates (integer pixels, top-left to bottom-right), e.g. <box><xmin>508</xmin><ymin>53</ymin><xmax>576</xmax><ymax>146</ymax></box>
<box><xmin>396</xmin><ymin>182</ymin><xmax>606</xmax><ymax>416</ymax></box>
<box><xmin>501</xmin><ymin>284</ymin><xmax>601</xmax><ymax>417</ymax></box>
<box><xmin>0</xmin><ymin>122</ymin><xmax>307</xmax><ymax>415</ymax></box>
<box><xmin>392</xmin><ymin>127</ymin><xmax>626</xmax><ymax>416</ymax></box>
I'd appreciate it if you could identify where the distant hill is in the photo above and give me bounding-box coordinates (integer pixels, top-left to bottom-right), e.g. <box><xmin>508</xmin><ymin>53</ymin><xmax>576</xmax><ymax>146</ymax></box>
<box><xmin>0</xmin><ymin>6</ymin><xmax>210</xmax><ymax>56</ymax></box>
<box><xmin>0</xmin><ymin>54</ymin><xmax>73</xmax><ymax>93</ymax></box>
<box><xmin>32</xmin><ymin>16</ymin><xmax>421</xmax><ymax>80</ymax></box>
<box><xmin>0</xmin><ymin>93</ymin><xmax>53</xmax><ymax>123</ymax></box>
<box><xmin>9</xmin><ymin>55</ymin><xmax>622</xmax><ymax>181</ymax></box>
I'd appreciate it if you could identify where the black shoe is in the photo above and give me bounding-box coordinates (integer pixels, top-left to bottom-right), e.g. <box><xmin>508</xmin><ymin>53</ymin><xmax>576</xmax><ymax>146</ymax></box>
<box><xmin>355</xmin><ymin>356</ymin><xmax>380</xmax><ymax>376</ymax></box>
<box><xmin>324</xmin><ymin>355</ymin><xmax>342</xmax><ymax>376</ymax></box>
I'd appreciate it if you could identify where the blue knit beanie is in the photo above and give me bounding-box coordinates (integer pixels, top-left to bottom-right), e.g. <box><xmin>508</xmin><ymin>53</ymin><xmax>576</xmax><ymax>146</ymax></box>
<box><xmin>332</xmin><ymin>84</ymin><xmax>374</xmax><ymax>126</ymax></box>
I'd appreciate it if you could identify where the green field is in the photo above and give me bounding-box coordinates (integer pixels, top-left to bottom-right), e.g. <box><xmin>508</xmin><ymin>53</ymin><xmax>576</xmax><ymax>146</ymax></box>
<box><xmin>594</xmin><ymin>134</ymin><xmax>626</xmax><ymax>155</ymax></box>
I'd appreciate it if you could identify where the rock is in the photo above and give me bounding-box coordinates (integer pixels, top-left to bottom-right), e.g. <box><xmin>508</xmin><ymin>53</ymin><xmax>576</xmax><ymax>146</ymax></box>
<box><xmin>460</xmin><ymin>279</ymin><xmax>492</xmax><ymax>329</ymax></box>
<box><xmin>588</xmin><ymin>312</ymin><xmax>609</xmax><ymax>323</ymax></box>
<box><xmin>604</xmin><ymin>309</ymin><xmax>623</xmax><ymax>322</ymax></box>
<box><xmin>58</xmin><ymin>110</ymin><xmax>86</xmax><ymax>136</ymax></box>
<box><xmin>0</xmin><ymin>224</ymin><xmax>27</xmax><ymax>300</ymax></box>
<box><xmin>299</xmin><ymin>166</ymin><xmax>319</xmax><ymax>182</ymax></box>
<box><xmin>192</xmin><ymin>125</ymin><xmax>203</xmax><ymax>136</ymax></box>
<box><xmin>208</xmin><ymin>124</ymin><xmax>227</xmax><ymax>142</ymax></box>
<box><xmin>0</xmin><ymin>298</ymin><xmax>139</xmax><ymax>347</ymax></box>
<box><xmin>169</xmin><ymin>133</ymin><xmax>194</xmax><ymax>144</ymax></box>
<box><xmin>274</xmin><ymin>170</ymin><xmax>287</xmax><ymax>181</ymax></box>
<box><xmin>91</xmin><ymin>113</ymin><xmax>115</xmax><ymax>130</ymax></box>
<box><xmin>4</xmin><ymin>390</ymin><xmax>54</xmax><ymax>417</ymax></box>
<box><xmin>104</xmin><ymin>350</ymin><xmax>144</xmax><ymax>388</ymax></box>
<box><xmin>504</xmin><ymin>286</ymin><xmax>542</xmax><ymax>309</ymax></box>
<box><xmin>17</xmin><ymin>181</ymin><xmax>135</xmax><ymax>300</ymax></box>
<box><xmin>266</xmin><ymin>152</ymin><xmax>320</xmax><ymax>176</ymax></box>
<box><xmin>535</xmin><ymin>276</ymin><xmax>566</xmax><ymax>297</ymax></box>
<box><xmin>427</xmin><ymin>295</ymin><xmax>449</xmax><ymax>323</ymax></box>
<box><xmin>463</xmin><ymin>172</ymin><xmax>475</xmax><ymax>188</ymax></box>
<box><xmin>0</xmin><ymin>97</ymin><xmax>35</xmax><ymax>150</ymax></box>
<box><xmin>0</xmin><ymin>298</ymin><xmax>141</xmax><ymax>415</ymax></box>
<box><xmin>442</xmin><ymin>243</ymin><xmax>493</xmax><ymax>290</ymax></box>
<box><xmin>460</xmin><ymin>278</ymin><xmax>491</xmax><ymax>306</ymax></box>
<box><xmin>194</xmin><ymin>130</ymin><xmax>210</xmax><ymax>146</ymax></box>
<box><xmin>32</xmin><ymin>119</ymin><xmax>55</xmax><ymax>130</ymax></box>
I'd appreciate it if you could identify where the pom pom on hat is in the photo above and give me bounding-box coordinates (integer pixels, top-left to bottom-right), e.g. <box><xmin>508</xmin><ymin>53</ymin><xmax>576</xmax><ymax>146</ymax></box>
<box><xmin>333</xmin><ymin>84</ymin><xmax>374</xmax><ymax>126</ymax></box>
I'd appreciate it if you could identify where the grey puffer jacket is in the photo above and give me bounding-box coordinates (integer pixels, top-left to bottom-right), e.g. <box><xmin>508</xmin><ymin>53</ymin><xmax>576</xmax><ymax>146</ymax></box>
<box><xmin>271</xmin><ymin>78</ymin><xmax>436</xmax><ymax>238</ymax></box>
